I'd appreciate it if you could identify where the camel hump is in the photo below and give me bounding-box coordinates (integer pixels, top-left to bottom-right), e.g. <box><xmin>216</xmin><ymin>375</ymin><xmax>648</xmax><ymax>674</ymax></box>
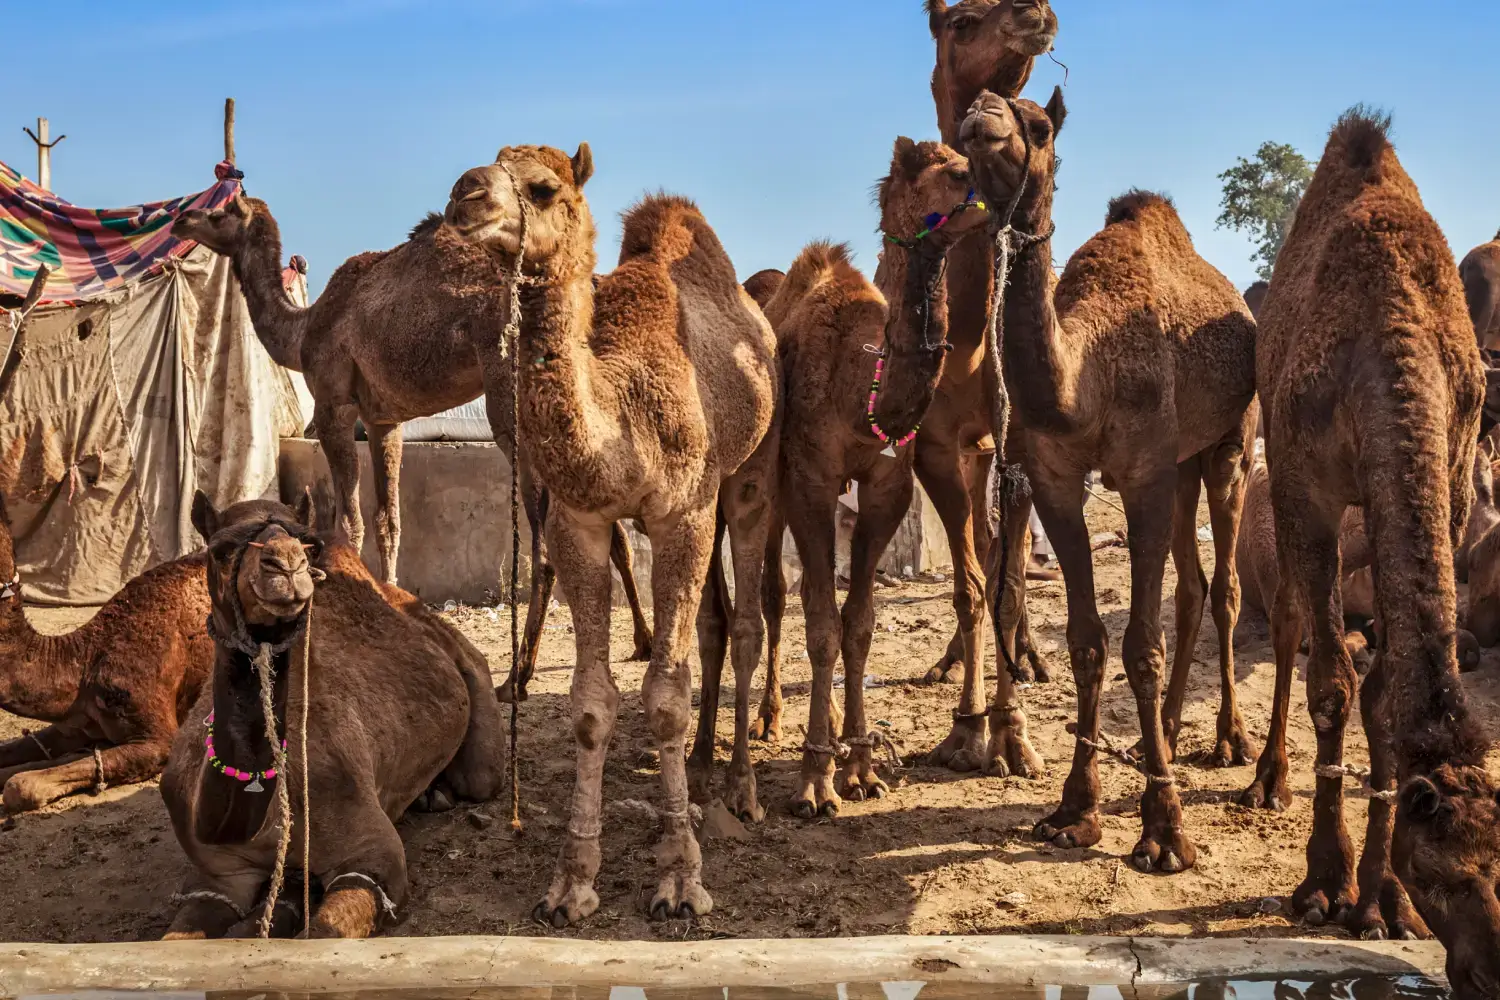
<box><xmin>618</xmin><ymin>193</ymin><xmax>717</xmax><ymax>266</ymax></box>
<box><xmin>763</xmin><ymin>241</ymin><xmax>872</xmax><ymax>328</ymax></box>
<box><xmin>1104</xmin><ymin>189</ymin><xmax>1177</xmax><ymax>228</ymax></box>
<box><xmin>1327</xmin><ymin>105</ymin><xmax>1394</xmax><ymax>174</ymax></box>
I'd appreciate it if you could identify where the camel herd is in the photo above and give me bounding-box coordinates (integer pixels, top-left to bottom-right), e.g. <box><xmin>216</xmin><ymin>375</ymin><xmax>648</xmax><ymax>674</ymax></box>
<box><xmin>0</xmin><ymin>0</ymin><xmax>1498</xmax><ymax>995</ymax></box>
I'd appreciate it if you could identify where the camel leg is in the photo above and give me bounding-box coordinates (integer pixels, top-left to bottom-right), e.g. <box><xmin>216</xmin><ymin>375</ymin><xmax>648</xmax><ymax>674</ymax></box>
<box><xmin>613</xmin><ymin>522</ymin><xmax>654</xmax><ymax>661</ymax></box>
<box><xmin>163</xmin><ymin>874</ymin><xmax>262</xmax><ymax>940</ymax></box>
<box><xmin>1156</xmin><ymin>457</ymin><xmax>1206</xmax><ymax>761</ymax></box>
<box><xmin>440</xmin><ymin>640</ymin><xmax>506</xmax><ymax>803</ymax></box>
<box><xmin>1351</xmin><ymin>653</ymin><xmax>1431</xmax><ymax>941</ymax></box>
<box><xmin>1240</xmin><ymin>572</ymin><xmax>1301</xmax><ymax>811</ymax></box>
<box><xmin>982</xmin><ymin>507</ymin><xmax>1044</xmax><ymax>780</ymax></box>
<box><xmin>1011</xmin><ymin>492</ymin><xmax>1053</xmax><ymax>684</ymax></box>
<box><xmin>750</xmin><ymin>508</ymin><xmax>786</xmax><ymax>743</ymax></box>
<box><xmin>1274</xmin><ymin>484</ymin><xmax>1359</xmax><ymax>925</ymax></box>
<box><xmin>308</xmin><ymin>814</ymin><xmax>409</xmax><ymax>938</ymax></box>
<box><xmin>499</xmin><ymin>473</ymin><xmax>551</xmax><ymax>704</ymax></box>
<box><xmin>837</xmin><ymin>471</ymin><xmax>911</xmax><ymax>801</ymax></box>
<box><xmin>1032</xmin><ymin>468</ymin><xmax>1107</xmax><ymax>850</ymax></box>
<box><xmin>534</xmin><ymin>512</ymin><xmax>618</xmax><ymax>928</ymax></box>
<box><xmin>3</xmin><ymin>736</ymin><xmax>171</xmax><ymax>813</ymax></box>
<box><xmin>1202</xmin><ymin>438</ymin><xmax>1256</xmax><ymax>768</ymax></box>
<box><xmin>1117</xmin><ymin>470</ymin><xmax>1196</xmax><ymax>874</ymax></box>
<box><xmin>0</xmin><ymin>722</ymin><xmax>91</xmax><ymax>771</ymax></box>
<box><xmin>687</xmin><ymin>511</ymin><xmax>731</xmax><ymax>807</ymax></box>
<box><xmin>786</xmin><ymin>478</ymin><xmax>843</xmax><ymax>818</ymax></box>
<box><xmin>719</xmin><ymin>454</ymin><xmax>775</xmax><ymax>822</ymax></box>
<box><xmin>314</xmin><ymin>400</ymin><xmax>365</xmax><ymax>554</ymax></box>
<box><xmin>366</xmin><ymin>422</ymin><xmax>403</xmax><ymax>586</ymax></box>
<box><xmin>642</xmin><ymin>503</ymin><xmax>717</xmax><ymax>920</ymax></box>
<box><xmin>915</xmin><ymin>445</ymin><xmax>988</xmax><ymax>772</ymax></box>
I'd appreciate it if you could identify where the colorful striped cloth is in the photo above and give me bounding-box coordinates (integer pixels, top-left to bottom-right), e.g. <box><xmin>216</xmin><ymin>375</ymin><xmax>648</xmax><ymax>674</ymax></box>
<box><xmin>0</xmin><ymin>159</ymin><xmax>242</xmax><ymax>304</ymax></box>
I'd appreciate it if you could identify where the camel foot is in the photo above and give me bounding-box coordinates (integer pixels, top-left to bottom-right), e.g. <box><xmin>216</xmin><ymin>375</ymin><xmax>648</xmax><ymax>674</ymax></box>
<box><xmin>1240</xmin><ymin>764</ymin><xmax>1292</xmax><ymax>811</ymax></box>
<box><xmin>1131</xmin><ymin>826</ymin><xmax>1197</xmax><ymax>874</ymax></box>
<box><xmin>839</xmin><ymin>747</ymin><xmax>888</xmax><ymax>803</ymax></box>
<box><xmin>922</xmin><ymin>655</ymin><xmax>962</xmax><ymax>685</ymax></box>
<box><xmin>1023</xmin><ymin>647</ymin><xmax>1054</xmax><ymax>684</ymax></box>
<box><xmin>748</xmin><ymin>703</ymin><xmax>781</xmax><ymax>744</ymax></box>
<box><xmin>1457</xmin><ymin>629</ymin><xmax>1482</xmax><ymax>673</ymax></box>
<box><xmin>534</xmin><ymin>877</ymin><xmax>600</xmax><ymax>928</ymax></box>
<box><xmin>723</xmin><ymin>760</ymin><xmax>765</xmax><ymax>823</ymax></box>
<box><xmin>1293</xmin><ymin>871</ymin><xmax>1357</xmax><ymax>927</ymax></box>
<box><xmin>985</xmin><ymin>711</ymin><xmax>1043</xmax><ymax>779</ymax></box>
<box><xmin>2</xmin><ymin>772</ymin><xmax>60</xmax><ymax>814</ymax></box>
<box><xmin>411</xmin><ymin>783</ymin><xmax>455</xmax><ymax>813</ymax></box>
<box><xmin>494</xmin><ymin>678</ymin><xmax>529</xmax><ymax>705</ymax></box>
<box><xmin>1210</xmin><ymin>716</ymin><xmax>1257</xmax><ymax>769</ymax></box>
<box><xmin>929</xmin><ymin>716</ymin><xmax>986</xmax><ymax>773</ymax></box>
<box><xmin>628</xmin><ymin>627</ymin><xmax>654</xmax><ymax>663</ymax></box>
<box><xmin>1034</xmin><ymin>808</ymin><xmax>1102</xmax><ymax>850</ymax></box>
<box><xmin>1350</xmin><ymin>878</ymin><xmax>1431</xmax><ymax>941</ymax></box>
<box><xmin>789</xmin><ymin>765</ymin><xmax>840</xmax><ymax>820</ymax></box>
<box><xmin>649</xmin><ymin>874</ymin><xmax>712</xmax><ymax>921</ymax></box>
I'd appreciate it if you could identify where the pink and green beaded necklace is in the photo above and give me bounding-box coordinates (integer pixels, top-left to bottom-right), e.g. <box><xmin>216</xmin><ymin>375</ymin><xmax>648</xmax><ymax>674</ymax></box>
<box><xmin>203</xmin><ymin>710</ymin><xmax>285</xmax><ymax>793</ymax></box>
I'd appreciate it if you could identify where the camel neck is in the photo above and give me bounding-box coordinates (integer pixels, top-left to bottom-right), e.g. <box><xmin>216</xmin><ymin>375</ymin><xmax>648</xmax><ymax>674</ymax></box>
<box><xmin>230</xmin><ymin>222</ymin><xmax>309</xmax><ymax>373</ymax></box>
<box><xmin>193</xmin><ymin>631</ymin><xmax>295</xmax><ymax>846</ymax></box>
<box><xmin>0</xmin><ymin>600</ymin><xmax>87</xmax><ymax>721</ymax></box>
<box><xmin>934</xmin><ymin>63</ymin><xmax>1032</xmax><ymax>149</ymax></box>
<box><xmin>870</xmin><ymin>242</ymin><xmax>952</xmax><ymax>442</ymax></box>
<box><xmin>999</xmin><ymin>196</ymin><xmax>1079</xmax><ymax>435</ymax></box>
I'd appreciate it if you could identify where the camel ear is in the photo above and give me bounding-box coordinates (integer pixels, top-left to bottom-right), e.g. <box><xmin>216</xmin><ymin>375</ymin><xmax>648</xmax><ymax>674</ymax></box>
<box><xmin>1400</xmin><ymin>776</ymin><xmax>1442</xmax><ymax>824</ymax></box>
<box><xmin>1045</xmin><ymin>86</ymin><xmax>1068</xmax><ymax>137</ymax></box>
<box><xmin>571</xmin><ymin>143</ymin><xmax>594</xmax><ymax>189</ymax></box>
<box><xmin>925</xmin><ymin>0</ymin><xmax>948</xmax><ymax>37</ymax></box>
<box><xmin>294</xmin><ymin>487</ymin><xmax>315</xmax><ymax>530</ymax></box>
<box><xmin>893</xmin><ymin>136</ymin><xmax>926</xmax><ymax>181</ymax></box>
<box><xmin>191</xmin><ymin>490</ymin><xmax>220</xmax><ymax>543</ymax></box>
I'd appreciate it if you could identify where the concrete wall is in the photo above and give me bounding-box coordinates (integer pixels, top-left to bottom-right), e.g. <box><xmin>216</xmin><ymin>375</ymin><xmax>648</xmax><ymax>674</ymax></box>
<box><xmin>277</xmin><ymin>438</ymin><xmax>954</xmax><ymax>607</ymax></box>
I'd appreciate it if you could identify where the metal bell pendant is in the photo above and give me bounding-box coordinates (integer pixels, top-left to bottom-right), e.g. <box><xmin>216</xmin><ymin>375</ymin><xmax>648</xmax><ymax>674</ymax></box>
<box><xmin>245</xmin><ymin>779</ymin><xmax>264</xmax><ymax>793</ymax></box>
<box><xmin>882</xmin><ymin>444</ymin><xmax>897</xmax><ymax>458</ymax></box>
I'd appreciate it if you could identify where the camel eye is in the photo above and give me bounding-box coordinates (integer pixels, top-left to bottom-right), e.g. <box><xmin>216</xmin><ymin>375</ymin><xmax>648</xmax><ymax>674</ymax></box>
<box><xmin>529</xmin><ymin>182</ymin><xmax>559</xmax><ymax>205</ymax></box>
<box><xmin>951</xmin><ymin>16</ymin><xmax>979</xmax><ymax>37</ymax></box>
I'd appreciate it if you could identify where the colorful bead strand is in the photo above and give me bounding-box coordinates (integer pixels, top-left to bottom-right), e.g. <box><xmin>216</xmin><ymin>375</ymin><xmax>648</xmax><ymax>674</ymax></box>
<box><xmin>866</xmin><ymin>356</ymin><xmax>919</xmax><ymax>452</ymax></box>
<box><xmin>203</xmin><ymin>710</ymin><xmax>285</xmax><ymax>792</ymax></box>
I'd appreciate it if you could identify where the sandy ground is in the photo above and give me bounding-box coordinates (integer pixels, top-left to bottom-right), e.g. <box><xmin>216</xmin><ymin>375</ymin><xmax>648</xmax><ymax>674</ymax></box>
<box><xmin>1</xmin><ymin>492</ymin><xmax>1497</xmax><ymax>945</ymax></box>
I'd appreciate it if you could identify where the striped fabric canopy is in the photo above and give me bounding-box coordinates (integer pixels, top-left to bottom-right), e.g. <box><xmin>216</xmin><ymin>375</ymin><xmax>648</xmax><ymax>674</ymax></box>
<box><xmin>0</xmin><ymin>159</ymin><xmax>242</xmax><ymax>304</ymax></box>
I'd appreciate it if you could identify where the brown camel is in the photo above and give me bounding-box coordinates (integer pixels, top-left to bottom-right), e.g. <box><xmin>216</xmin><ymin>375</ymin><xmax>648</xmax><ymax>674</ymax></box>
<box><xmin>702</xmin><ymin>139</ymin><xmax>999</xmax><ymax>819</ymax></box>
<box><xmin>920</xmin><ymin>0</ymin><xmax>1062</xmax><ymax>779</ymax></box>
<box><xmin>0</xmin><ymin>269</ymin><xmax>215</xmax><ymax>814</ymax></box>
<box><xmin>1243</xmin><ymin>280</ymin><xmax>1270</xmax><ymax>321</ymax></box>
<box><xmin>444</xmin><ymin>145</ymin><xmax>777</xmax><ymax>925</ymax></box>
<box><xmin>1462</xmin><ymin>444</ymin><xmax>1500</xmax><ymax>645</ymax></box>
<box><xmin>161</xmin><ymin>494</ymin><xmax>502</xmax><ymax>939</ymax></box>
<box><xmin>1460</xmin><ymin>231</ymin><xmax>1500</xmax><ymax>351</ymax></box>
<box><xmin>170</xmin><ymin>197</ymin><xmax>654</xmax><ymax>691</ymax></box>
<box><xmin>1249</xmin><ymin>109</ymin><xmax>1496</xmax><ymax>988</ymax></box>
<box><xmin>961</xmin><ymin>90</ymin><xmax>1258</xmax><ymax>872</ymax></box>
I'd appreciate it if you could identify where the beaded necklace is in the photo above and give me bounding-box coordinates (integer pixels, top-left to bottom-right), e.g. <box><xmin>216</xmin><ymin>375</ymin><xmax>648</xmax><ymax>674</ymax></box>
<box><xmin>203</xmin><ymin>710</ymin><xmax>285</xmax><ymax>793</ymax></box>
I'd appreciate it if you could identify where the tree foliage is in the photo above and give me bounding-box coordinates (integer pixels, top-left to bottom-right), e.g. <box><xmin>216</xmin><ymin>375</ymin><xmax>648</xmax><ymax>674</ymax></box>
<box><xmin>1216</xmin><ymin>141</ymin><xmax>1314</xmax><ymax>281</ymax></box>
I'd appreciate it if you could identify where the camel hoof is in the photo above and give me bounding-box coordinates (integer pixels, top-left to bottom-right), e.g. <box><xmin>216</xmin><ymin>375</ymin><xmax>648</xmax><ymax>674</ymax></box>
<box><xmin>675</xmin><ymin>901</ymin><xmax>697</xmax><ymax>920</ymax></box>
<box><xmin>1361</xmin><ymin>926</ymin><xmax>1386</xmax><ymax>941</ymax></box>
<box><xmin>845</xmin><ymin>786</ymin><xmax>865</xmax><ymax>803</ymax></box>
<box><xmin>818</xmin><ymin>799</ymin><xmax>838</xmax><ymax>819</ymax></box>
<box><xmin>650</xmin><ymin>899</ymin><xmax>672</xmax><ymax>921</ymax></box>
<box><xmin>867</xmin><ymin>783</ymin><xmax>886</xmax><ymax>800</ymax></box>
<box><xmin>629</xmin><ymin>635</ymin><xmax>653</xmax><ymax>662</ymax></box>
<box><xmin>495</xmin><ymin>681</ymin><xmax>529</xmax><ymax>705</ymax></box>
<box><xmin>790</xmin><ymin>800</ymin><xmax>816</xmax><ymax>821</ymax></box>
<box><xmin>1160</xmin><ymin>850</ymin><xmax>1184</xmax><ymax>874</ymax></box>
<box><xmin>1303</xmin><ymin>907</ymin><xmax>1326</xmax><ymax>927</ymax></box>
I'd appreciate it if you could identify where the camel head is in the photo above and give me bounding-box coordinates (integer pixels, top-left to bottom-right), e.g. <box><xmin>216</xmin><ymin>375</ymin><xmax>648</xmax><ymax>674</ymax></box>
<box><xmin>444</xmin><ymin>144</ymin><xmax>596</xmax><ymax>272</ymax></box>
<box><xmin>879</xmin><ymin>138</ymin><xmax>987</xmax><ymax>248</ymax></box>
<box><xmin>192</xmin><ymin>492</ymin><xmax>324</xmax><ymax>633</ymax></box>
<box><xmin>928</xmin><ymin>0</ymin><xmax>1058</xmax><ymax>136</ymax></box>
<box><xmin>960</xmin><ymin>88</ymin><xmax>1066</xmax><ymax>220</ymax></box>
<box><xmin>172</xmin><ymin>193</ymin><xmax>264</xmax><ymax>257</ymax></box>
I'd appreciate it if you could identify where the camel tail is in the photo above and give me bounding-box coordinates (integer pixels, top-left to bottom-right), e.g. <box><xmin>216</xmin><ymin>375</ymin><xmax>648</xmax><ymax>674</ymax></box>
<box><xmin>1353</xmin><ymin>341</ymin><xmax>1486</xmax><ymax>775</ymax></box>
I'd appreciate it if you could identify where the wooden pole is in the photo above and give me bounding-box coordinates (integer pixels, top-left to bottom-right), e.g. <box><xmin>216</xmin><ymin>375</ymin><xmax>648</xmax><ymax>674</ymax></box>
<box><xmin>223</xmin><ymin>98</ymin><xmax>236</xmax><ymax>164</ymax></box>
<box><xmin>21</xmin><ymin>117</ymin><xmax>65</xmax><ymax>192</ymax></box>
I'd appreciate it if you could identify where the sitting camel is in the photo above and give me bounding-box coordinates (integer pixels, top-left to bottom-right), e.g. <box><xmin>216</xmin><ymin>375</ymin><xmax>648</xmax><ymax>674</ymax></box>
<box><xmin>1250</xmin><ymin>110</ymin><xmax>1496</xmax><ymax>988</ymax></box>
<box><xmin>697</xmin><ymin>138</ymin><xmax>1002</xmax><ymax>819</ymax></box>
<box><xmin>961</xmin><ymin>90</ymin><xmax>1258</xmax><ymax>873</ymax></box>
<box><xmin>444</xmin><ymin>145</ymin><xmax>777</xmax><ymax>925</ymax></box>
<box><xmin>0</xmin><ymin>269</ymin><xmax>215</xmax><ymax>814</ymax></box>
<box><xmin>170</xmin><ymin>196</ymin><xmax>654</xmax><ymax>692</ymax></box>
<box><xmin>160</xmin><ymin>494</ymin><xmax>502</xmax><ymax>938</ymax></box>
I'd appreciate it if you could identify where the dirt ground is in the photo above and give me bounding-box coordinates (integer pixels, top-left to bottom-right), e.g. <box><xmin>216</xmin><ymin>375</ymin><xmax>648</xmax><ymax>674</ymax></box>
<box><xmin>2</xmin><ymin>492</ymin><xmax>1497</xmax><ymax>945</ymax></box>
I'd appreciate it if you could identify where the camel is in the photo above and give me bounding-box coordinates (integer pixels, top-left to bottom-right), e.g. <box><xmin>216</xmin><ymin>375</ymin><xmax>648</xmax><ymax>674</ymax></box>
<box><xmin>169</xmin><ymin>197</ymin><xmax>654</xmax><ymax>694</ymax></box>
<box><xmin>961</xmin><ymin>90</ymin><xmax>1259</xmax><ymax>872</ymax></box>
<box><xmin>444</xmin><ymin>144</ymin><xmax>777</xmax><ymax>925</ymax></box>
<box><xmin>701</xmin><ymin>139</ymin><xmax>1000</xmax><ymax>819</ymax></box>
<box><xmin>1248</xmin><ymin>109</ymin><xmax>1497</xmax><ymax>989</ymax></box>
<box><xmin>1243</xmin><ymin>281</ymin><xmax>1270</xmax><ymax>321</ymax></box>
<box><xmin>0</xmin><ymin>270</ymin><xmax>215</xmax><ymax>814</ymax></box>
<box><xmin>1461</xmin><ymin>444</ymin><xmax>1500</xmax><ymax>645</ymax></box>
<box><xmin>161</xmin><ymin>493</ymin><xmax>502</xmax><ymax>939</ymax></box>
<box><xmin>1461</xmin><ymin>231</ymin><xmax>1500</xmax><ymax>351</ymax></box>
<box><xmin>919</xmin><ymin>0</ymin><xmax>1062</xmax><ymax>778</ymax></box>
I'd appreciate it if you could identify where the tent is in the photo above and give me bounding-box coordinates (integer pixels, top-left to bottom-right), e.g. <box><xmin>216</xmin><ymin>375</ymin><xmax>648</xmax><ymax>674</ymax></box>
<box><xmin>0</xmin><ymin>159</ymin><xmax>305</xmax><ymax>604</ymax></box>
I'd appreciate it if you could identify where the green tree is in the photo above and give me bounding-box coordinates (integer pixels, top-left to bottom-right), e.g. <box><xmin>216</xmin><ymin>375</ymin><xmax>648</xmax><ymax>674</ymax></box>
<box><xmin>1216</xmin><ymin>141</ymin><xmax>1314</xmax><ymax>281</ymax></box>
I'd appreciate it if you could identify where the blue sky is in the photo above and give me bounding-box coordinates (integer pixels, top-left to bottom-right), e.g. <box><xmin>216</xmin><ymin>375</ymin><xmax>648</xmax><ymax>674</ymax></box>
<box><xmin>7</xmin><ymin>1</ymin><xmax>1498</xmax><ymax>296</ymax></box>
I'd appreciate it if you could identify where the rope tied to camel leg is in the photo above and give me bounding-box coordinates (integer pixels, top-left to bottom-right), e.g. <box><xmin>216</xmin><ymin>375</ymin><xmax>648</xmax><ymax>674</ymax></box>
<box><xmin>255</xmin><ymin>639</ymin><xmax>294</xmax><ymax>940</ymax></box>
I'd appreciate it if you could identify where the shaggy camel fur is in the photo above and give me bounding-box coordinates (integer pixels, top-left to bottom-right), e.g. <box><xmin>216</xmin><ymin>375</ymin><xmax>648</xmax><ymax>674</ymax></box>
<box><xmin>161</xmin><ymin>495</ymin><xmax>502</xmax><ymax>939</ymax></box>
<box><xmin>1460</xmin><ymin>232</ymin><xmax>1500</xmax><ymax>351</ymax></box>
<box><xmin>445</xmin><ymin>145</ymin><xmax>777</xmax><ymax>925</ymax></box>
<box><xmin>962</xmin><ymin>91</ymin><xmax>1258</xmax><ymax>873</ymax></box>
<box><xmin>170</xmin><ymin>198</ymin><xmax>654</xmax><ymax>688</ymax></box>
<box><xmin>922</xmin><ymin>0</ymin><xmax>1062</xmax><ymax>778</ymax></box>
<box><xmin>0</xmin><ymin>271</ymin><xmax>214</xmax><ymax>814</ymax></box>
<box><xmin>702</xmin><ymin>140</ymin><xmax>998</xmax><ymax>820</ymax></box>
<box><xmin>1461</xmin><ymin>445</ymin><xmax>1500</xmax><ymax>645</ymax></box>
<box><xmin>1251</xmin><ymin>110</ymin><xmax>1496</xmax><ymax>988</ymax></box>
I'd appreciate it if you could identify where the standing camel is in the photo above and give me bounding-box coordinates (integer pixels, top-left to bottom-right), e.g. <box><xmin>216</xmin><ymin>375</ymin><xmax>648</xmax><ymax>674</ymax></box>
<box><xmin>1246</xmin><ymin>111</ymin><xmax>1498</xmax><ymax>991</ymax></box>
<box><xmin>1460</xmin><ymin>231</ymin><xmax>1500</xmax><ymax>351</ymax></box>
<box><xmin>170</xmin><ymin>199</ymin><xmax>653</xmax><ymax>687</ymax></box>
<box><xmin>919</xmin><ymin>0</ymin><xmax>1063</xmax><ymax>777</ymax></box>
<box><xmin>961</xmin><ymin>91</ymin><xmax>1258</xmax><ymax>872</ymax></box>
<box><xmin>444</xmin><ymin>145</ymin><xmax>777</xmax><ymax>925</ymax></box>
<box><xmin>161</xmin><ymin>494</ymin><xmax>502</xmax><ymax>938</ymax></box>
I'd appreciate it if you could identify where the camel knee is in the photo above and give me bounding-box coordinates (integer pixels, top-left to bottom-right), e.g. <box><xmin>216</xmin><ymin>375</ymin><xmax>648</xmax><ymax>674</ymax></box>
<box><xmin>642</xmin><ymin>665</ymin><xmax>692</xmax><ymax>742</ymax></box>
<box><xmin>1121</xmin><ymin>622</ymin><xmax>1167</xmax><ymax>698</ymax></box>
<box><xmin>572</xmin><ymin>690</ymin><xmax>620</xmax><ymax>751</ymax></box>
<box><xmin>730</xmin><ymin>618</ymin><xmax>764</xmax><ymax>672</ymax></box>
<box><xmin>952</xmin><ymin>585</ymin><xmax>981</xmax><ymax>632</ymax></box>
